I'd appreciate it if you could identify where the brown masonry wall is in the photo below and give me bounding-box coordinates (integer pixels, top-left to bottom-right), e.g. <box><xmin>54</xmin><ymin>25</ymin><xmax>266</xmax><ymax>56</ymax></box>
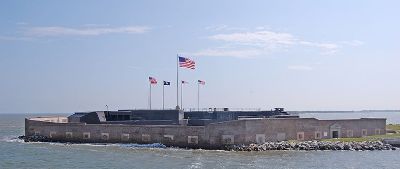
<box><xmin>25</xmin><ymin>117</ymin><xmax>386</xmax><ymax>149</ymax></box>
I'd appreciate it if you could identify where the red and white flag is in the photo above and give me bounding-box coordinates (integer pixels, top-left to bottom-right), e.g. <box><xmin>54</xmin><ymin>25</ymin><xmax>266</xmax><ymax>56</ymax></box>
<box><xmin>179</xmin><ymin>56</ymin><xmax>195</xmax><ymax>69</ymax></box>
<box><xmin>149</xmin><ymin>77</ymin><xmax>157</xmax><ymax>84</ymax></box>
<box><xmin>198</xmin><ymin>80</ymin><xmax>205</xmax><ymax>85</ymax></box>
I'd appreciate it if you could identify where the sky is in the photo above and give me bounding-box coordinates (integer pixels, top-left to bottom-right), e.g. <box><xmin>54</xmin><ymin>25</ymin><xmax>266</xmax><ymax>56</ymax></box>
<box><xmin>0</xmin><ymin>0</ymin><xmax>399</xmax><ymax>113</ymax></box>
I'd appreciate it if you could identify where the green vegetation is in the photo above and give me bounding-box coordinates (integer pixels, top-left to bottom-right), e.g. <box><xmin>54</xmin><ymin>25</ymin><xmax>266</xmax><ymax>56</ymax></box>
<box><xmin>387</xmin><ymin>124</ymin><xmax>400</xmax><ymax>131</ymax></box>
<box><xmin>322</xmin><ymin>124</ymin><xmax>400</xmax><ymax>142</ymax></box>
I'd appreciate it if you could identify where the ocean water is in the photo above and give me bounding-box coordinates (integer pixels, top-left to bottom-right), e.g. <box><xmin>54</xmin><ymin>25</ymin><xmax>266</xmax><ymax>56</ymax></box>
<box><xmin>1</xmin><ymin>113</ymin><xmax>400</xmax><ymax>169</ymax></box>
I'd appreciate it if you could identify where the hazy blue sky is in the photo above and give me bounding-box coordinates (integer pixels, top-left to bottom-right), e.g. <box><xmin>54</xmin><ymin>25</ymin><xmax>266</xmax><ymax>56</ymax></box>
<box><xmin>0</xmin><ymin>0</ymin><xmax>399</xmax><ymax>113</ymax></box>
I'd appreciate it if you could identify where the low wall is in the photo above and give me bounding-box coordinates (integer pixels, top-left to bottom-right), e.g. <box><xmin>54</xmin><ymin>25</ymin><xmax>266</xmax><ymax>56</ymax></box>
<box><xmin>25</xmin><ymin>117</ymin><xmax>386</xmax><ymax>149</ymax></box>
<box><xmin>28</xmin><ymin>117</ymin><xmax>68</xmax><ymax>123</ymax></box>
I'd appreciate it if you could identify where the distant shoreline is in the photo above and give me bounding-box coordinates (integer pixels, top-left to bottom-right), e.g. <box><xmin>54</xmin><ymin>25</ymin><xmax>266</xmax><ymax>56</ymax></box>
<box><xmin>290</xmin><ymin>110</ymin><xmax>400</xmax><ymax>114</ymax></box>
<box><xmin>1</xmin><ymin>110</ymin><xmax>399</xmax><ymax>115</ymax></box>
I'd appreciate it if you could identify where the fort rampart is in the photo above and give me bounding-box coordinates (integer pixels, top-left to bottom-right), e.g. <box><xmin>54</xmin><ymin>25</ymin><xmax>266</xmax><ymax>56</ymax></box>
<box><xmin>25</xmin><ymin>117</ymin><xmax>386</xmax><ymax>149</ymax></box>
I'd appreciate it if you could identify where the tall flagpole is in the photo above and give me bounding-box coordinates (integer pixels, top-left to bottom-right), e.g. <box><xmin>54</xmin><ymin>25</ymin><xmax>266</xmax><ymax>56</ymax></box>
<box><xmin>180</xmin><ymin>81</ymin><xmax>183</xmax><ymax>110</ymax></box>
<box><xmin>162</xmin><ymin>83</ymin><xmax>165</xmax><ymax>110</ymax></box>
<box><xmin>149</xmin><ymin>82</ymin><xmax>152</xmax><ymax>110</ymax></box>
<box><xmin>197</xmin><ymin>82</ymin><xmax>200</xmax><ymax>111</ymax></box>
<box><xmin>176</xmin><ymin>54</ymin><xmax>180</xmax><ymax>110</ymax></box>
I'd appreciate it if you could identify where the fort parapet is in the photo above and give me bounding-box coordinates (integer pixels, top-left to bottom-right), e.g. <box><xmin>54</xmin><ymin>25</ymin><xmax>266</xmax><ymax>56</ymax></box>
<box><xmin>24</xmin><ymin>109</ymin><xmax>386</xmax><ymax>149</ymax></box>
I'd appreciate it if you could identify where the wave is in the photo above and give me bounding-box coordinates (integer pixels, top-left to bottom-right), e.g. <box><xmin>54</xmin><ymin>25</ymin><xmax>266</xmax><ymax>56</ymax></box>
<box><xmin>63</xmin><ymin>143</ymin><xmax>168</xmax><ymax>149</ymax></box>
<box><xmin>116</xmin><ymin>143</ymin><xmax>167</xmax><ymax>148</ymax></box>
<box><xmin>0</xmin><ymin>136</ymin><xmax>224</xmax><ymax>152</ymax></box>
<box><xmin>0</xmin><ymin>137</ymin><xmax>168</xmax><ymax>149</ymax></box>
<box><xmin>0</xmin><ymin>136</ymin><xmax>24</xmax><ymax>143</ymax></box>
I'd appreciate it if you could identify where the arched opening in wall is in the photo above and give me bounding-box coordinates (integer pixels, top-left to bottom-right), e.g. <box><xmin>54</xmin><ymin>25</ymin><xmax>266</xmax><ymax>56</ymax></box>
<box><xmin>297</xmin><ymin>132</ymin><xmax>304</xmax><ymax>141</ymax></box>
<box><xmin>66</xmin><ymin>132</ymin><xmax>72</xmax><ymax>139</ymax></box>
<box><xmin>101</xmin><ymin>133</ymin><xmax>109</xmax><ymax>140</ymax></box>
<box><xmin>329</xmin><ymin>123</ymin><xmax>341</xmax><ymax>139</ymax></box>
<box><xmin>314</xmin><ymin>131</ymin><xmax>321</xmax><ymax>139</ymax></box>
<box><xmin>188</xmin><ymin>136</ymin><xmax>198</xmax><ymax>144</ymax></box>
<box><xmin>163</xmin><ymin>135</ymin><xmax>174</xmax><ymax>143</ymax></box>
<box><xmin>83</xmin><ymin>132</ymin><xmax>90</xmax><ymax>139</ymax></box>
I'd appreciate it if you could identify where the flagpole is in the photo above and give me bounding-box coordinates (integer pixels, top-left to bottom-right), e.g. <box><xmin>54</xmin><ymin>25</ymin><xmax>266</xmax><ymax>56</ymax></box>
<box><xmin>181</xmin><ymin>81</ymin><xmax>183</xmax><ymax>110</ymax></box>
<box><xmin>176</xmin><ymin>54</ymin><xmax>180</xmax><ymax>110</ymax></box>
<box><xmin>197</xmin><ymin>82</ymin><xmax>200</xmax><ymax>111</ymax></box>
<box><xmin>149</xmin><ymin>82</ymin><xmax>152</xmax><ymax>110</ymax></box>
<box><xmin>162</xmin><ymin>82</ymin><xmax>165</xmax><ymax>110</ymax></box>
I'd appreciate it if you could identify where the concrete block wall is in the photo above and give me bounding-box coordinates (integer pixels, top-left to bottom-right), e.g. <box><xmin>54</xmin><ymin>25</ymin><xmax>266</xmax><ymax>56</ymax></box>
<box><xmin>25</xmin><ymin>117</ymin><xmax>386</xmax><ymax>149</ymax></box>
<box><xmin>25</xmin><ymin>118</ymin><xmax>208</xmax><ymax>148</ymax></box>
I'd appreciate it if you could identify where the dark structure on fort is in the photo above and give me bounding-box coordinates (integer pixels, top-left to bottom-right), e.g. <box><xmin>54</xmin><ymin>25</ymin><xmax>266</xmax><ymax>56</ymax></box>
<box><xmin>67</xmin><ymin>108</ymin><xmax>293</xmax><ymax>126</ymax></box>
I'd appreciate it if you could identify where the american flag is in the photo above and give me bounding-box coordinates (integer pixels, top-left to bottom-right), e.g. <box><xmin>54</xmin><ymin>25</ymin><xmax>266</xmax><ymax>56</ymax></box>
<box><xmin>181</xmin><ymin>80</ymin><xmax>188</xmax><ymax>84</ymax></box>
<box><xmin>149</xmin><ymin>77</ymin><xmax>157</xmax><ymax>84</ymax></box>
<box><xmin>179</xmin><ymin>56</ymin><xmax>195</xmax><ymax>69</ymax></box>
<box><xmin>198</xmin><ymin>80</ymin><xmax>205</xmax><ymax>85</ymax></box>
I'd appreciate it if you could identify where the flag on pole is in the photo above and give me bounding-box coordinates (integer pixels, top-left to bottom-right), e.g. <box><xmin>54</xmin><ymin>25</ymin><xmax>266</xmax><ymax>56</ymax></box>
<box><xmin>181</xmin><ymin>80</ymin><xmax>188</xmax><ymax>84</ymax></box>
<box><xmin>149</xmin><ymin>77</ymin><xmax>157</xmax><ymax>84</ymax></box>
<box><xmin>198</xmin><ymin>80</ymin><xmax>205</xmax><ymax>85</ymax></box>
<box><xmin>178</xmin><ymin>56</ymin><xmax>195</xmax><ymax>69</ymax></box>
<box><xmin>163</xmin><ymin>81</ymin><xmax>171</xmax><ymax>85</ymax></box>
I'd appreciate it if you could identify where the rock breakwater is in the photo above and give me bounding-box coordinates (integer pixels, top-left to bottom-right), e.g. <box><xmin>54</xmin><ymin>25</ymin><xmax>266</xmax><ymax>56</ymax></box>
<box><xmin>227</xmin><ymin>141</ymin><xmax>397</xmax><ymax>151</ymax></box>
<box><xmin>18</xmin><ymin>135</ymin><xmax>50</xmax><ymax>142</ymax></box>
<box><xmin>18</xmin><ymin>135</ymin><xmax>398</xmax><ymax>151</ymax></box>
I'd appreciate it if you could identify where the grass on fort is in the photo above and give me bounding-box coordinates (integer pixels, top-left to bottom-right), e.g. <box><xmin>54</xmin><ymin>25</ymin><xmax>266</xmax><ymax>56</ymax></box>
<box><xmin>322</xmin><ymin>124</ymin><xmax>400</xmax><ymax>142</ymax></box>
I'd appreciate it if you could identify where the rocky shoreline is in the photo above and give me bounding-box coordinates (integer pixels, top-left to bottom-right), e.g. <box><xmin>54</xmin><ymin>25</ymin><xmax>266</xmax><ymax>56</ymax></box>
<box><xmin>226</xmin><ymin>141</ymin><xmax>397</xmax><ymax>151</ymax></box>
<box><xmin>18</xmin><ymin>135</ymin><xmax>397</xmax><ymax>151</ymax></box>
<box><xmin>18</xmin><ymin>135</ymin><xmax>50</xmax><ymax>142</ymax></box>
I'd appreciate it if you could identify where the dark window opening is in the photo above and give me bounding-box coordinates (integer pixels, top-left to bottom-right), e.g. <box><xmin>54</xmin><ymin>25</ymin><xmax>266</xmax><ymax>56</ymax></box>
<box><xmin>332</xmin><ymin>131</ymin><xmax>339</xmax><ymax>138</ymax></box>
<box><xmin>316</xmin><ymin>132</ymin><xmax>321</xmax><ymax>139</ymax></box>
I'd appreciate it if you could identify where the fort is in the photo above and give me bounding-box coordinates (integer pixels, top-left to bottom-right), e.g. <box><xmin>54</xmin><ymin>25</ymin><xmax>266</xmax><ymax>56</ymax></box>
<box><xmin>24</xmin><ymin>108</ymin><xmax>386</xmax><ymax>149</ymax></box>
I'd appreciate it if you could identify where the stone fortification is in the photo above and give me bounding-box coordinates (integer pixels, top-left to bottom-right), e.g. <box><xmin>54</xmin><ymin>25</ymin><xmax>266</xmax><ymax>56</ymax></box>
<box><xmin>25</xmin><ymin>117</ymin><xmax>386</xmax><ymax>149</ymax></box>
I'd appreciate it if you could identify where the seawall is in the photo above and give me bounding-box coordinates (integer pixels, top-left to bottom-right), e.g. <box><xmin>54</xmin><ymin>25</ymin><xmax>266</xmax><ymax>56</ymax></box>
<box><xmin>25</xmin><ymin>117</ymin><xmax>386</xmax><ymax>149</ymax></box>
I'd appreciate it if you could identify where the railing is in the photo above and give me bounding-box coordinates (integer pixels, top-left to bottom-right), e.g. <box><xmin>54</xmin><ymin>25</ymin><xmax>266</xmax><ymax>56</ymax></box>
<box><xmin>29</xmin><ymin>117</ymin><xmax>68</xmax><ymax>123</ymax></box>
<box><xmin>118</xmin><ymin>108</ymin><xmax>265</xmax><ymax>112</ymax></box>
<box><xmin>185</xmin><ymin>108</ymin><xmax>264</xmax><ymax>112</ymax></box>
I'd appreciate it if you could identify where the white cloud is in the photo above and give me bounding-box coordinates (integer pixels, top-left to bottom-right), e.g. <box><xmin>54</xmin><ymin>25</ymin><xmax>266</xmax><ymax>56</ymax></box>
<box><xmin>196</xmin><ymin>25</ymin><xmax>366</xmax><ymax>58</ymax></box>
<box><xmin>209</xmin><ymin>31</ymin><xmax>297</xmax><ymax>46</ymax></box>
<box><xmin>193</xmin><ymin>30</ymin><xmax>345</xmax><ymax>58</ymax></box>
<box><xmin>0</xmin><ymin>25</ymin><xmax>151</xmax><ymax>41</ymax></box>
<box><xmin>287</xmin><ymin>65</ymin><xmax>314</xmax><ymax>71</ymax></box>
<box><xmin>25</xmin><ymin>26</ymin><xmax>150</xmax><ymax>37</ymax></box>
<box><xmin>205</xmin><ymin>25</ymin><xmax>247</xmax><ymax>31</ymax></box>
<box><xmin>340</xmin><ymin>40</ymin><xmax>364</xmax><ymax>46</ymax></box>
<box><xmin>298</xmin><ymin>41</ymin><xmax>338</xmax><ymax>50</ymax></box>
<box><xmin>192</xmin><ymin>48</ymin><xmax>262</xmax><ymax>58</ymax></box>
<box><xmin>299</xmin><ymin>41</ymin><xmax>339</xmax><ymax>54</ymax></box>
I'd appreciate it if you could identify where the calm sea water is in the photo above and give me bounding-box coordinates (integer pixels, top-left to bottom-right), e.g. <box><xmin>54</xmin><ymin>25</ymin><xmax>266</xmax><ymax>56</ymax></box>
<box><xmin>1</xmin><ymin>113</ymin><xmax>399</xmax><ymax>169</ymax></box>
